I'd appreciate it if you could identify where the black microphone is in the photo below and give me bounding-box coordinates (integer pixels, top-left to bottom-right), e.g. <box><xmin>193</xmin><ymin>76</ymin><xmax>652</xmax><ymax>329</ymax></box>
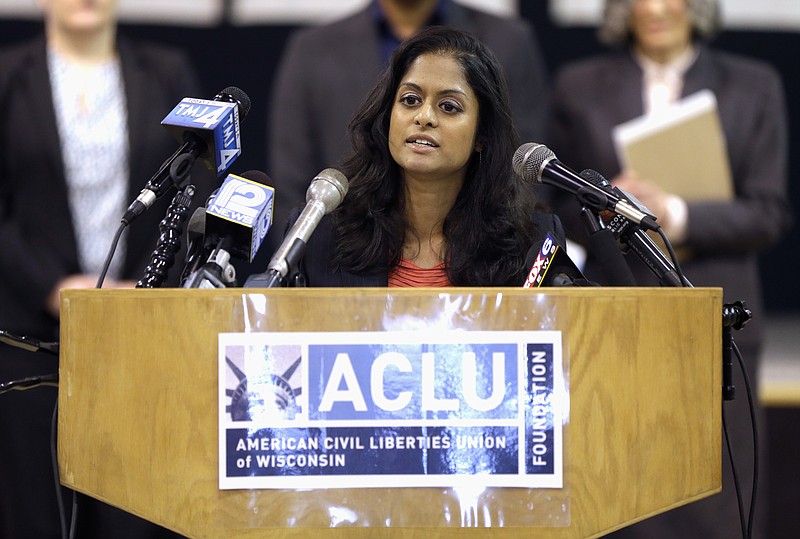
<box><xmin>182</xmin><ymin>170</ymin><xmax>275</xmax><ymax>288</ymax></box>
<box><xmin>513</xmin><ymin>143</ymin><xmax>659</xmax><ymax>232</ymax></box>
<box><xmin>181</xmin><ymin>188</ymin><xmax>225</xmax><ymax>282</ymax></box>
<box><xmin>244</xmin><ymin>168</ymin><xmax>349</xmax><ymax>288</ymax></box>
<box><xmin>522</xmin><ymin>233</ymin><xmax>596</xmax><ymax>287</ymax></box>
<box><xmin>123</xmin><ymin>86</ymin><xmax>251</xmax><ymax>225</ymax></box>
<box><xmin>580</xmin><ymin>169</ymin><xmax>686</xmax><ymax>287</ymax></box>
<box><xmin>587</xmin><ymin>227</ymin><xmax>638</xmax><ymax>287</ymax></box>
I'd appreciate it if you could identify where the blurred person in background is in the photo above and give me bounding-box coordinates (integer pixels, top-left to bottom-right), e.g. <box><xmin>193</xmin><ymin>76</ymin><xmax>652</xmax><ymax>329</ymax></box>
<box><xmin>0</xmin><ymin>0</ymin><xmax>212</xmax><ymax>536</ymax></box>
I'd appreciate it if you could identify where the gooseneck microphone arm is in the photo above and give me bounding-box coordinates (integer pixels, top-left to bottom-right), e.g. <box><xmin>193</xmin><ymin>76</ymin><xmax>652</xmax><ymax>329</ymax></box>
<box><xmin>136</xmin><ymin>184</ymin><xmax>195</xmax><ymax>289</ymax></box>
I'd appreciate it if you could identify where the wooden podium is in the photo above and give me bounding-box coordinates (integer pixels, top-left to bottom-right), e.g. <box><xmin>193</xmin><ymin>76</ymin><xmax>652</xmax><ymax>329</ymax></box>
<box><xmin>59</xmin><ymin>287</ymin><xmax>722</xmax><ymax>539</ymax></box>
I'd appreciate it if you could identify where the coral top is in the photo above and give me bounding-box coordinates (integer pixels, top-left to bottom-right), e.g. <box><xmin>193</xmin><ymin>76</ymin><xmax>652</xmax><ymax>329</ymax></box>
<box><xmin>388</xmin><ymin>259</ymin><xmax>451</xmax><ymax>287</ymax></box>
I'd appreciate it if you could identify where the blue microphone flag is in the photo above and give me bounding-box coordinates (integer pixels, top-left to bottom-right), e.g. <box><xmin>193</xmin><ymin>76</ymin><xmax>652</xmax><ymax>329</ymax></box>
<box><xmin>162</xmin><ymin>98</ymin><xmax>241</xmax><ymax>176</ymax></box>
<box><xmin>206</xmin><ymin>173</ymin><xmax>274</xmax><ymax>262</ymax></box>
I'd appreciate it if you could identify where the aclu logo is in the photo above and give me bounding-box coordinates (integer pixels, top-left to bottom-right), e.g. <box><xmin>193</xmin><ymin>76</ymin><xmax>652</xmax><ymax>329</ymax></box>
<box><xmin>224</xmin><ymin>344</ymin><xmax>303</xmax><ymax>422</ymax></box>
<box><xmin>306</xmin><ymin>341</ymin><xmax>520</xmax><ymax>422</ymax></box>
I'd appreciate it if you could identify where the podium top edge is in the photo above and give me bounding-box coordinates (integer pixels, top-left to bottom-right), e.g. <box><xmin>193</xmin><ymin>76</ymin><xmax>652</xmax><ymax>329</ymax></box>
<box><xmin>61</xmin><ymin>287</ymin><xmax>723</xmax><ymax>299</ymax></box>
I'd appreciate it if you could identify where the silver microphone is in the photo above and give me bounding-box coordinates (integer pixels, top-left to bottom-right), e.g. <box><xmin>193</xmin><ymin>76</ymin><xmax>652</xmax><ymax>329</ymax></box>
<box><xmin>244</xmin><ymin>168</ymin><xmax>348</xmax><ymax>287</ymax></box>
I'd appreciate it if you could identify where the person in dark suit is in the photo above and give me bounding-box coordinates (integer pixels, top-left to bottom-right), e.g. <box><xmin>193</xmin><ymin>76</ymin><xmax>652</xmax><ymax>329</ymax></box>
<box><xmin>264</xmin><ymin>0</ymin><xmax>549</xmax><ymax>263</ymax></box>
<box><xmin>545</xmin><ymin>1</ymin><xmax>791</xmax><ymax>537</ymax></box>
<box><xmin>289</xmin><ymin>26</ymin><xmax>561</xmax><ymax>288</ymax></box>
<box><xmin>0</xmin><ymin>1</ymin><xmax>212</xmax><ymax>537</ymax></box>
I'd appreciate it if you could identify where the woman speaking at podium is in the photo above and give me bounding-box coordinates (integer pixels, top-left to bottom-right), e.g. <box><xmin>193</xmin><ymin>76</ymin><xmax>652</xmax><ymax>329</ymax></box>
<box><xmin>291</xmin><ymin>26</ymin><xmax>562</xmax><ymax>288</ymax></box>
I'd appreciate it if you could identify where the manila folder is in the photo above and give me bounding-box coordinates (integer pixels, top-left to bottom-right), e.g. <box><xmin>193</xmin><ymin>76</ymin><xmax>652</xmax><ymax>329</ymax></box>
<box><xmin>613</xmin><ymin>89</ymin><xmax>733</xmax><ymax>201</ymax></box>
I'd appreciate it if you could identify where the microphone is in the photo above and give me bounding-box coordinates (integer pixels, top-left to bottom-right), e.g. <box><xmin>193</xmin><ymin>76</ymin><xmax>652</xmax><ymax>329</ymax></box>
<box><xmin>512</xmin><ymin>143</ymin><xmax>659</xmax><ymax>232</ymax></box>
<box><xmin>0</xmin><ymin>330</ymin><xmax>59</xmax><ymax>355</ymax></box>
<box><xmin>205</xmin><ymin>171</ymin><xmax>274</xmax><ymax>262</ymax></box>
<box><xmin>580</xmin><ymin>169</ymin><xmax>685</xmax><ymax>287</ymax></box>
<box><xmin>182</xmin><ymin>170</ymin><xmax>274</xmax><ymax>289</ymax></box>
<box><xmin>123</xmin><ymin>86</ymin><xmax>251</xmax><ymax>225</ymax></box>
<box><xmin>522</xmin><ymin>233</ymin><xmax>595</xmax><ymax>287</ymax></box>
<box><xmin>162</xmin><ymin>87</ymin><xmax>250</xmax><ymax>176</ymax></box>
<box><xmin>587</xmin><ymin>227</ymin><xmax>638</xmax><ymax>287</ymax></box>
<box><xmin>244</xmin><ymin>168</ymin><xmax>348</xmax><ymax>288</ymax></box>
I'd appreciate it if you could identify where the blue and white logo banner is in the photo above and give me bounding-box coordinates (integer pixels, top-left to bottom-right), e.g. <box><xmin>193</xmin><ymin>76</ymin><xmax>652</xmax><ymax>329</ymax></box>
<box><xmin>219</xmin><ymin>330</ymin><xmax>564</xmax><ymax>490</ymax></box>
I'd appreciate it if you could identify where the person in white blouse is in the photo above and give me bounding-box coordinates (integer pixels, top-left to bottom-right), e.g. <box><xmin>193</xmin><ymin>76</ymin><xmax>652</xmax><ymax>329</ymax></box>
<box><xmin>0</xmin><ymin>1</ymin><xmax>211</xmax><ymax>537</ymax></box>
<box><xmin>40</xmin><ymin>0</ymin><xmax>137</xmax><ymax>314</ymax></box>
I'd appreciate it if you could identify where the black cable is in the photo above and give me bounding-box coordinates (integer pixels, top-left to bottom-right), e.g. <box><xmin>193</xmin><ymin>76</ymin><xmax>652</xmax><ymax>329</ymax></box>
<box><xmin>655</xmin><ymin>227</ymin><xmax>692</xmax><ymax>287</ymax></box>
<box><xmin>51</xmin><ymin>400</ymin><xmax>68</xmax><ymax>539</ymax></box>
<box><xmin>720</xmin><ymin>303</ymin><xmax>758</xmax><ymax>537</ymax></box>
<box><xmin>51</xmin><ymin>384</ymin><xmax>77</xmax><ymax>539</ymax></box>
<box><xmin>50</xmin><ymin>402</ymin><xmax>78</xmax><ymax>539</ymax></box>
<box><xmin>720</xmin><ymin>337</ymin><xmax>760</xmax><ymax>539</ymax></box>
<box><xmin>722</xmin><ymin>405</ymin><xmax>748</xmax><ymax>538</ymax></box>
<box><xmin>733</xmin><ymin>339</ymin><xmax>759</xmax><ymax>538</ymax></box>
<box><xmin>70</xmin><ymin>492</ymin><xmax>78</xmax><ymax>539</ymax></box>
<box><xmin>96</xmin><ymin>222</ymin><xmax>127</xmax><ymax>289</ymax></box>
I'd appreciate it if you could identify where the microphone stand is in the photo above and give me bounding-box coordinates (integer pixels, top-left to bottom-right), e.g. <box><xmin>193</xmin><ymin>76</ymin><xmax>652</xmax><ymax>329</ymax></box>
<box><xmin>245</xmin><ymin>237</ymin><xmax>308</xmax><ymax>288</ymax></box>
<box><xmin>137</xmin><ymin>154</ymin><xmax>196</xmax><ymax>288</ymax></box>
<box><xmin>182</xmin><ymin>237</ymin><xmax>238</xmax><ymax>289</ymax></box>
<box><xmin>575</xmin><ymin>205</ymin><xmax>638</xmax><ymax>287</ymax></box>
<box><xmin>577</xmin><ymin>169</ymin><xmax>690</xmax><ymax>287</ymax></box>
<box><xmin>721</xmin><ymin>300</ymin><xmax>753</xmax><ymax>401</ymax></box>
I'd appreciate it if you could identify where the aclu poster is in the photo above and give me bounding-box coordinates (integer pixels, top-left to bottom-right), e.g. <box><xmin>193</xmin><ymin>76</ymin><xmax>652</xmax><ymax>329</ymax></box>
<box><xmin>219</xmin><ymin>330</ymin><xmax>564</xmax><ymax>490</ymax></box>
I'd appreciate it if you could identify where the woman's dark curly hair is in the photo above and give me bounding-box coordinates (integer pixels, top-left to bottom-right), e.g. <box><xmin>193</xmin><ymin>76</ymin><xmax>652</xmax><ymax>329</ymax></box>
<box><xmin>333</xmin><ymin>26</ymin><xmax>540</xmax><ymax>286</ymax></box>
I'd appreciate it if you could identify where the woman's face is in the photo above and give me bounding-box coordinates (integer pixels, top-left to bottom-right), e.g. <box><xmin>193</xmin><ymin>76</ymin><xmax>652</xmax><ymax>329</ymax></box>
<box><xmin>388</xmin><ymin>52</ymin><xmax>480</xmax><ymax>185</ymax></box>
<box><xmin>630</xmin><ymin>0</ymin><xmax>693</xmax><ymax>62</ymax></box>
<box><xmin>39</xmin><ymin>0</ymin><xmax>118</xmax><ymax>35</ymax></box>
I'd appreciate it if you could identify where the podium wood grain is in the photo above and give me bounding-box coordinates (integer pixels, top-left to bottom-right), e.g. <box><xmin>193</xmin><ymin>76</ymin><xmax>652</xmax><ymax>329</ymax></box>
<box><xmin>59</xmin><ymin>287</ymin><xmax>722</xmax><ymax>538</ymax></box>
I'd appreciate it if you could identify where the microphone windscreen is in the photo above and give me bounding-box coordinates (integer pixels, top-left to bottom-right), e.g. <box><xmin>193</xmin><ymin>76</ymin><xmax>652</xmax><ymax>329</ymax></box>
<box><xmin>588</xmin><ymin>228</ymin><xmax>637</xmax><ymax>286</ymax></box>
<box><xmin>186</xmin><ymin>206</ymin><xmax>206</xmax><ymax>240</ymax></box>
<box><xmin>216</xmin><ymin>86</ymin><xmax>251</xmax><ymax>120</ymax></box>
<box><xmin>523</xmin><ymin>232</ymin><xmax>590</xmax><ymax>287</ymax></box>
<box><xmin>512</xmin><ymin>143</ymin><xmax>555</xmax><ymax>183</ymax></box>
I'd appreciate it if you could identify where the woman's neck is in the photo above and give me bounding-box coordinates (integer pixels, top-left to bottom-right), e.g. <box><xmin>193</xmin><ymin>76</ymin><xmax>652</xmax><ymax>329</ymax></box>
<box><xmin>635</xmin><ymin>42</ymin><xmax>692</xmax><ymax>66</ymax></box>
<box><xmin>402</xmin><ymin>176</ymin><xmax>460</xmax><ymax>268</ymax></box>
<box><xmin>47</xmin><ymin>26</ymin><xmax>116</xmax><ymax>66</ymax></box>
